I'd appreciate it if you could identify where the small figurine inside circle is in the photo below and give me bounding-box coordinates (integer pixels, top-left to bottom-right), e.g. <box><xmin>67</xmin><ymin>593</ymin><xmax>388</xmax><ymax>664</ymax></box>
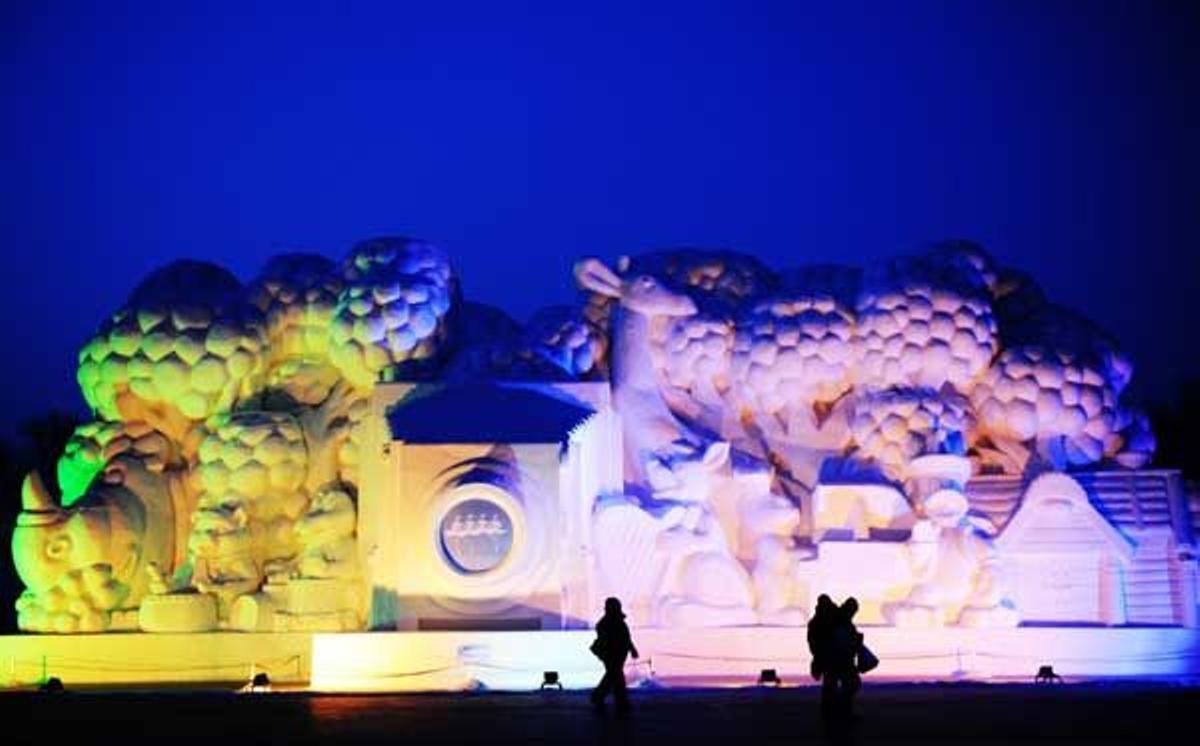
<box><xmin>440</xmin><ymin>498</ymin><xmax>514</xmax><ymax>574</ymax></box>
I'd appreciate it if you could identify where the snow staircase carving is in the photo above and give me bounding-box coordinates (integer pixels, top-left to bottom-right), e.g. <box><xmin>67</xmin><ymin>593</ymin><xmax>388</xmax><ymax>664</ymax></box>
<box><xmin>1074</xmin><ymin>471</ymin><xmax>1191</xmax><ymax>626</ymax></box>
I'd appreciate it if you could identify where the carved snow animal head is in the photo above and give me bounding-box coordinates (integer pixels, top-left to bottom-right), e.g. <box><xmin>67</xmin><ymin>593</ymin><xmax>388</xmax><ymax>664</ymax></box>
<box><xmin>11</xmin><ymin>452</ymin><xmax>174</xmax><ymax>613</ymax></box>
<box><xmin>12</xmin><ymin>471</ymin><xmax>144</xmax><ymax>597</ymax></box>
<box><xmin>574</xmin><ymin>257</ymin><xmax>698</xmax><ymax>317</ymax></box>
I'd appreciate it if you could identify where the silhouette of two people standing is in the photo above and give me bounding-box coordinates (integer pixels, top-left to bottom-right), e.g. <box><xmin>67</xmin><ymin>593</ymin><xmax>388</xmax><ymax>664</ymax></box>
<box><xmin>590</xmin><ymin>597</ymin><xmax>639</xmax><ymax>714</ymax></box>
<box><xmin>808</xmin><ymin>594</ymin><xmax>874</xmax><ymax>721</ymax></box>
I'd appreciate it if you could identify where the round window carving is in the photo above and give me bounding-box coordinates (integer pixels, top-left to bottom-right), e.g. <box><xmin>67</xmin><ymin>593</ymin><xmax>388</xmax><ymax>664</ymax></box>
<box><xmin>438</xmin><ymin>498</ymin><xmax>515</xmax><ymax>575</ymax></box>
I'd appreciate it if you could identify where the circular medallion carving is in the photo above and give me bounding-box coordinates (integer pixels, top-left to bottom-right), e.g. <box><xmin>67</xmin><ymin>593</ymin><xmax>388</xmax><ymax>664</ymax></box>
<box><xmin>438</xmin><ymin>497</ymin><xmax>514</xmax><ymax>575</ymax></box>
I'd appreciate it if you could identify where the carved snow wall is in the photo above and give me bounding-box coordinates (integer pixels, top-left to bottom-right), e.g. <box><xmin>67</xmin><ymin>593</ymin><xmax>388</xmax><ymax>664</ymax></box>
<box><xmin>357</xmin><ymin>381</ymin><xmax>618</xmax><ymax>632</ymax></box>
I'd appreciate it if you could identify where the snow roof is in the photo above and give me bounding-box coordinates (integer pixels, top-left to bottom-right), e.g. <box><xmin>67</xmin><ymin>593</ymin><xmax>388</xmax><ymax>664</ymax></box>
<box><xmin>386</xmin><ymin>382</ymin><xmax>596</xmax><ymax>444</ymax></box>
<box><xmin>966</xmin><ymin>469</ymin><xmax>1192</xmax><ymax>546</ymax></box>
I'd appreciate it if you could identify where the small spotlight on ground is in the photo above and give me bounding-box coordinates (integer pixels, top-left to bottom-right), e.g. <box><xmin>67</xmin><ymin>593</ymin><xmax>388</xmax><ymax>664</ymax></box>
<box><xmin>39</xmin><ymin>677</ymin><xmax>64</xmax><ymax>694</ymax></box>
<box><xmin>248</xmin><ymin>672</ymin><xmax>271</xmax><ymax>692</ymax></box>
<box><xmin>758</xmin><ymin>669</ymin><xmax>781</xmax><ymax>687</ymax></box>
<box><xmin>540</xmin><ymin>671</ymin><xmax>563</xmax><ymax>690</ymax></box>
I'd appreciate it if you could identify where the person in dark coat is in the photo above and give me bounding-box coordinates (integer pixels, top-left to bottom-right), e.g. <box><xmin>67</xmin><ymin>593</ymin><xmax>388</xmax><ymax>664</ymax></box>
<box><xmin>823</xmin><ymin>596</ymin><xmax>864</xmax><ymax>720</ymax></box>
<box><xmin>807</xmin><ymin>594</ymin><xmax>838</xmax><ymax>683</ymax></box>
<box><xmin>590</xmin><ymin>597</ymin><xmax>639</xmax><ymax>712</ymax></box>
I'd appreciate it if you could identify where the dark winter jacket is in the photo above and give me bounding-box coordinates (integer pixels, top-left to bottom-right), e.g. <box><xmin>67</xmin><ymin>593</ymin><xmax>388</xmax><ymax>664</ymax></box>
<box><xmin>593</xmin><ymin>612</ymin><xmax>638</xmax><ymax>664</ymax></box>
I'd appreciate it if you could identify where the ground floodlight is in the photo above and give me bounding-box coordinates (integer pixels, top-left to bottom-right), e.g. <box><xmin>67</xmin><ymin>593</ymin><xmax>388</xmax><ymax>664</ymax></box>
<box><xmin>249</xmin><ymin>672</ymin><xmax>271</xmax><ymax>692</ymax></box>
<box><xmin>1035</xmin><ymin>665</ymin><xmax>1062</xmax><ymax>684</ymax></box>
<box><xmin>39</xmin><ymin>677</ymin><xmax>64</xmax><ymax>694</ymax></box>
<box><xmin>758</xmin><ymin>668</ymin><xmax>781</xmax><ymax>686</ymax></box>
<box><xmin>540</xmin><ymin>671</ymin><xmax>563</xmax><ymax>690</ymax></box>
<box><xmin>463</xmin><ymin>677</ymin><xmax>488</xmax><ymax>692</ymax></box>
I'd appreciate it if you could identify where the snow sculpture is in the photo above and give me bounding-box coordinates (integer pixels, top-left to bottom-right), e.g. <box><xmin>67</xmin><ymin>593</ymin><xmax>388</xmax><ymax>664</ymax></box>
<box><xmin>573</xmin><ymin>257</ymin><xmax>708</xmax><ymax>489</ymax></box>
<box><xmin>138</xmin><ymin>564</ymin><xmax>219</xmax><ymax>633</ymax></box>
<box><xmin>731</xmin><ymin>280</ymin><xmax>857</xmax><ymax>453</ymax></box>
<box><xmin>809</xmin><ymin>476</ymin><xmax>914</xmax><ymax>542</ymax></box>
<box><xmin>849</xmin><ymin>387</ymin><xmax>970</xmax><ymax>481</ymax></box>
<box><xmin>293</xmin><ymin>486</ymin><xmax>360</xmax><ymax>580</ymax></box>
<box><xmin>55</xmin><ymin>420</ymin><xmax>180</xmax><ymax>507</ymax></box>
<box><xmin>971</xmin><ymin>347</ymin><xmax>1121</xmax><ymax>471</ymax></box>
<box><xmin>12</xmin><ymin>238</ymin><xmax>457</xmax><ymax>632</ymax></box>
<box><xmin>624</xmin><ymin>249</ymin><xmax>778</xmax><ymax>313</ymax></box>
<box><xmin>76</xmin><ymin>261</ymin><xmax>268</xmax><ymax>451</ymax></box>
<box><xmin>653</xmin><ymin>503</ymin><xmax>758</xmax><ymax>627</ymax></box>
<box><xmin>734</xmin><ymin>466</ymin><xmax>799</xmax><ymax>558</ymax></box>
<box><xmin>9</xmin><ymin>234</ymin><xmax>1167</xmax><ymax>635</ymax></box>
<box><xmin>743</xmin><ymin>492</ymin><xmax>810</xmax><ymax>624</ymax></box>
<box><xmin>593</xmin><ymin>445</ymin><xmax>817</xmax><ymax>628</ymax></box>
<box><xmin>723</xmin><ymin>458</ymin><xmax>813</xmax><ymax>624</ymax></box>
<box><xmin>247</xmin><ymin>253</ymin><xmax>344</xmax><ymax>406</ymax></box>
<box><xmin>750</xmin><ymin>536</ymin><xmax>809</xmax><ymax>625</ymax></box>
<box><xmin>189</xmin><ymin>411</ymin><xmax>311</xmax><ymax>611</ymax></box>
<box><xmin>649</xmin><ymin>442</ymin><xmax>758</xmax><ymax>626</ymax></box>
<box><xmin>994</xmin><ymin>472</ymin><xmax>1137</xmax><ymax>626</ymax></box>
<box><xmin>624</xmin><ymin>251</ymin><xmax>776</xmax><ymax>430</ymax></box>
<box><xmin>970</xmin><ymin>291</ymin><xmax>1150</xmax><ymax>472</ymax></box>
<box><xmin>576</xmin><ymin>241</ymin><xmax>1154</xmax><ymax>629</ymax></box>
<box><xmin>592</xmin><ymin>442</ymin><xmax>758</xmax><ymax>628</ymax></box>
<box><xmin>227</xmin><ymin>485</ymin><xmax>364</xmax><ymax>633</ymax></box>
<box><xmin>329</xmin><ymin>238</ymin><xmax>457</xmax><ymax>387</ymax></box>
<box><xmin>184</xmin><ymin>383</ymin><xmax>363</xmax><ymax>629</ymax></box>
<box><xmin>884</xmin><ymin>455</ymin><xmax>1018</xmax><ymax>627</ymax></box>
<box><xmin>13</xmin><ymin>431</ymin><xmax>181</xmax><ymax>632</ymax></box>
<box><xmin>1114</xmin><ymin>410</ymin><xmax>1156</xmax><ymax>469</ymax></box>
<box><xmin>654</xmin><ymin>312</ymin><xmax>735</xmax><ymax>434</ymax></box>
<box><xmin>523</xmin><ymin>305</ymin><xmax>609</xmax><ymax>379</ymax></box>
<box><xmin>854</xmin><ymin>251</ymin><xmax>998</xmax><ymax>391</ymax></box>
<box><xmin>579</xmin><ymin>242</ymin><xmax>1151</xmax><ymax>486</ymax></box>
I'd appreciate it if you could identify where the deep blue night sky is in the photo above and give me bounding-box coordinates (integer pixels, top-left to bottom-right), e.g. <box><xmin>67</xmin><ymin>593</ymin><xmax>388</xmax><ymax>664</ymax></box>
<box><xmin>1</xmin><ymin>0</ymin><xmax>1197</xmax><ymax>437</ymax></box>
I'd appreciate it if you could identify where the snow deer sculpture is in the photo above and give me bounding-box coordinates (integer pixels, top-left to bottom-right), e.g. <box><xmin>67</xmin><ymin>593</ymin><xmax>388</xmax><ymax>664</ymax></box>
<box><xmin>574</xmin><ymin>257</ymin><xmax>713</xmax><ymax>492</ymax></box>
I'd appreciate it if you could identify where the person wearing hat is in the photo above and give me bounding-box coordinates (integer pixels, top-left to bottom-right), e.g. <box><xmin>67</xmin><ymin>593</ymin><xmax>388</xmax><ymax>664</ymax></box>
<box><xmin>590</xmin><ymin>597</ymin><xmax>640</xmax><ymax>712</ymax></box>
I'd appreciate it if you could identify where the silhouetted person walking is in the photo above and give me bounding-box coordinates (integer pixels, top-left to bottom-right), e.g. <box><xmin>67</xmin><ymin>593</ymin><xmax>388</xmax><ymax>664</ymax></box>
<box><xmin>823</xmin><ymin>596</ymin><xmax>864</xmax><ymax>721</ymax></box>
<box><xmin>590</xmin><ymin>597</ymin><xmax>639</xmax><ymax>713</ymax></box>
<box><xmin>807</xmin><ymin>593</ymin><xmax>838</xmax><ymax>684</ymax></box>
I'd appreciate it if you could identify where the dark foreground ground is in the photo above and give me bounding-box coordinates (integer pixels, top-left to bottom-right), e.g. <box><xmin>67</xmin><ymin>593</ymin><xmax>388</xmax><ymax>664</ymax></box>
<box><xmin>3</xmin><ymin>682</ymin><xmax>1196</xmax><ymax>745</ymax></box>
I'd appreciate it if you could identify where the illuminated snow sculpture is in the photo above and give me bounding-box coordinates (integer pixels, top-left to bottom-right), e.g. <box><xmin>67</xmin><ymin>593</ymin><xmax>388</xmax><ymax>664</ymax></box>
<box><xmin>573</xmin><ymin>257</ymin><xmax>710</xmax><ymax>489</ymax></box>
<box><xmin>13</xmin><ymin>429</ymin><xmax>180</xmax><ymax>632</ymax></box>
<box><xmin>12</xmin><ymin>240</ymin><xmax>454</xmax><ymax>633</ymax></box>
<box><xmin>574</xmin><ymin>242</ymin><xmax>1181</xmax><ymax>630</ymax></box>
<box><xmin>970</xmin><ymin>273</ymin><xmax>1153</xmax><ymax>472</ymax></box>
<box><xmin>9</xmin><ymin>236</ymin><xmax>1195</xmax><ymax>644</ymax></box>
<box><xmin>248</xmin><ymin>253</ymin><xmax>348</xmax><ymax>409</ymax></box>
<box><xmin>848</xmin><ymin>387</ymin><xmax>971</xmax><ymax>483</ymax></box>
<box><xmin>854</xmin><ymin>251</ymin><xmax>999</xmax><ymax>392</ymax></box>
<box><xmin>329</xmin><ymin>238</ymin><xmax>457</xmax><ymax>388</ymax></box>
<box><xmin>358</xmin><ymin>381</ymin><xmax>613</xmax><ymax>631</ymax></box>
<box><xmin>644</xmin><ymin>442</ymin><xmax>758</xmax><ymax>628</ymax></box>
<box><xmin>76</xmin><ymin>261</ymin><xmax>269</xmax><ymax>453</ymax></box>
<box><xmin>883</xmin><ymin>455</ymin><xmax>1019</xmax><ymax>628</ymax></box>
<box><xmin>590</xmin><ymin>442</ymin><xmax>762</xmax><ymax>628</ymax></box>
<box><xmin>730</xmin><ymin>268</ymin><xmax>858</xmax><ymax>484</ymax></box>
